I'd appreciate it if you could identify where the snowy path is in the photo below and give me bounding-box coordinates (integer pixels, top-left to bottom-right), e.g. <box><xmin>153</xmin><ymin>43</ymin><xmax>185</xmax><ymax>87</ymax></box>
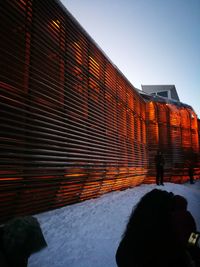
<box><xmin>29</xmin><ymin>181</ymin><xmax>200</xmax><ymax>267</ymax></box>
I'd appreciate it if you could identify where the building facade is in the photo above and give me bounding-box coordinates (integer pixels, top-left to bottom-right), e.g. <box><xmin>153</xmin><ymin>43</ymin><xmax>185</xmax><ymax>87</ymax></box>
<box><xmin>0</xmin><ymin>0</ymin><xmax>199</xmax><ymax>222</ymax></box>
<box><xmin>142</xmin><ymin>85</ymin><xmax>180</xmax><ymax>101</ymax></box>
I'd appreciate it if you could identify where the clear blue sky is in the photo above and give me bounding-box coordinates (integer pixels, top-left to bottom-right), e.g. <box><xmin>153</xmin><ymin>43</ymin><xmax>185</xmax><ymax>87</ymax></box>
<box><xmin>61</xmin><ymin>0</ymin><xmax>200</xmax><ymax>118</ymax></box>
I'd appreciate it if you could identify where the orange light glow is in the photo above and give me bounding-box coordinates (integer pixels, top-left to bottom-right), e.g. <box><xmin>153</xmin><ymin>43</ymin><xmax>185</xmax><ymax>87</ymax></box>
<box><xmin>52</xmin><ymin>20</ymin><xmax>60</xmax><ymax>29</ymax></box>
<box><xmin>64</xmin><ymin>173</ymin><xmax>86</xmax><ymax>177</ymax></box>
<box><xmin>74</xmin><ymin>42</ymin><xmax>81</xmax><ymax>49</ymax></box>
<box><xmin>89</xmin><ymin>56</ymin><xmax>99</xmax><ymax>67</ymax></box>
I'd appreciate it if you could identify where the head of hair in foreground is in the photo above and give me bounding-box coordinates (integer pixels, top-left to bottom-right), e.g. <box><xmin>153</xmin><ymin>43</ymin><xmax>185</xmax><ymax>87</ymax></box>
<box><xmin>0</xmin><ymin>216</ymin><xmax>47</xmax><ymax>267</ymax></box>
<box><xmin>116</xmin><ymin>188</ymin><xmax>200</xmax><ymax>267</ymax></box>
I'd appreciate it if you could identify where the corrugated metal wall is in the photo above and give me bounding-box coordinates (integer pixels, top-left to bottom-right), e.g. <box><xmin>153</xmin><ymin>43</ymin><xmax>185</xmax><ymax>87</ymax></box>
<box><xmin>0</xmin><ymin>0</ymin><xmax>148</xmax><ymax>223</ymax></box>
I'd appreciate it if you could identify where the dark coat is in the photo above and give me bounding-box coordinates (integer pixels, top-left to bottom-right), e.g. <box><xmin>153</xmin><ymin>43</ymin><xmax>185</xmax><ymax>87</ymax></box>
<box><xmin>116</xmin><ymin>190</ymin><xmax>200</xmax><ymax>267</ymax></box>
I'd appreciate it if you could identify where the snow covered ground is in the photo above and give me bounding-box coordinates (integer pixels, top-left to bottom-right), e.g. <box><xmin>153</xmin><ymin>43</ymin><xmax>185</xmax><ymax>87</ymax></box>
<box><xmin>29</xmin><ymin>180</ymin><xmax>200</xmax><ymax>267</ymax></box>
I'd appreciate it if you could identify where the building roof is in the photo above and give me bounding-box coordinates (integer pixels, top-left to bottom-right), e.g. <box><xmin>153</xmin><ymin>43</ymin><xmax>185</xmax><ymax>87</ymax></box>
<box><xmin>138</xmin><ymin>86</ymin><xmax>193</xmax><ymax>111</ymax></box>
<box><xmin>141</xmin><ymin>85</ymin><xmax>180</xmax><ymax>101</ymax></box>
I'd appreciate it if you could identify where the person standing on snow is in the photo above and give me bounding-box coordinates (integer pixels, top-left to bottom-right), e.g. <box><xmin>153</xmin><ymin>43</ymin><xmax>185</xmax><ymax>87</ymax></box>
<box><xmin>155</xmin><ymin>150</ymin><xmax>165</xmax><ymax>185</ymax></box>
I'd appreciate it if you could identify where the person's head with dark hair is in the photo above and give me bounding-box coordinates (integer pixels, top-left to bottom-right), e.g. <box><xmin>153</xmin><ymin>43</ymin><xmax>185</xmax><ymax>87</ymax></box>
<box><xmin>172</xmin><ymin>195</ymin><xmax>188</xmax><ymax>211</ymax></box>
<box><xmin>171</xmin><ymin>195</ymin><xmax>196</xmax><ymax>248</ymax></box>
<box><xmin>116</xmin><ymin>189</ymin><xmax>199</xmax><ymax>267</ymax></box>
<box><xmin>0</xmin><ymin>216</ymin><xmax>47</xmax><ymax>267</ymax></box>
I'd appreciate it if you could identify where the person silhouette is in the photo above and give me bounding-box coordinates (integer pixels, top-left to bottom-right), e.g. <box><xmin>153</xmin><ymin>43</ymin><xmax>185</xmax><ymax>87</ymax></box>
<box><xmin>0</xmin><ymin>216</ymin><xmax>47</xmax><ymax>267</ymax></box>
<box><xmin>155</xmin><ymin>150</ymin><xmax>165</xmax><ymax>185</ymax></box>
<box><xmin>188</xmin><ymin>162</ymin><xmax>195</xmax><ymax>184</ymax></box>
<box><xmin>116</xmin><ymin>189</ymin><xmax>200</xmax><ymax>267</ymax></box>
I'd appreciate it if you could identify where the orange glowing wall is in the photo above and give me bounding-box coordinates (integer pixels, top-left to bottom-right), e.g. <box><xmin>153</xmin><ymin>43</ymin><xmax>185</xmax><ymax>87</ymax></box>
<box><xmin>0</xmin><ymin>0</ymin><xmax>147</xmax><ymax>222</ymax></box>
<box><xmin>145</xmin><ymin>100</ymin><xmax>199</xmax><ymax>183</ymax></box>
<box><xmin>198</xmin><ymin>120</ymin><xmax>200</xmax><ymax>152</ymax></box>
